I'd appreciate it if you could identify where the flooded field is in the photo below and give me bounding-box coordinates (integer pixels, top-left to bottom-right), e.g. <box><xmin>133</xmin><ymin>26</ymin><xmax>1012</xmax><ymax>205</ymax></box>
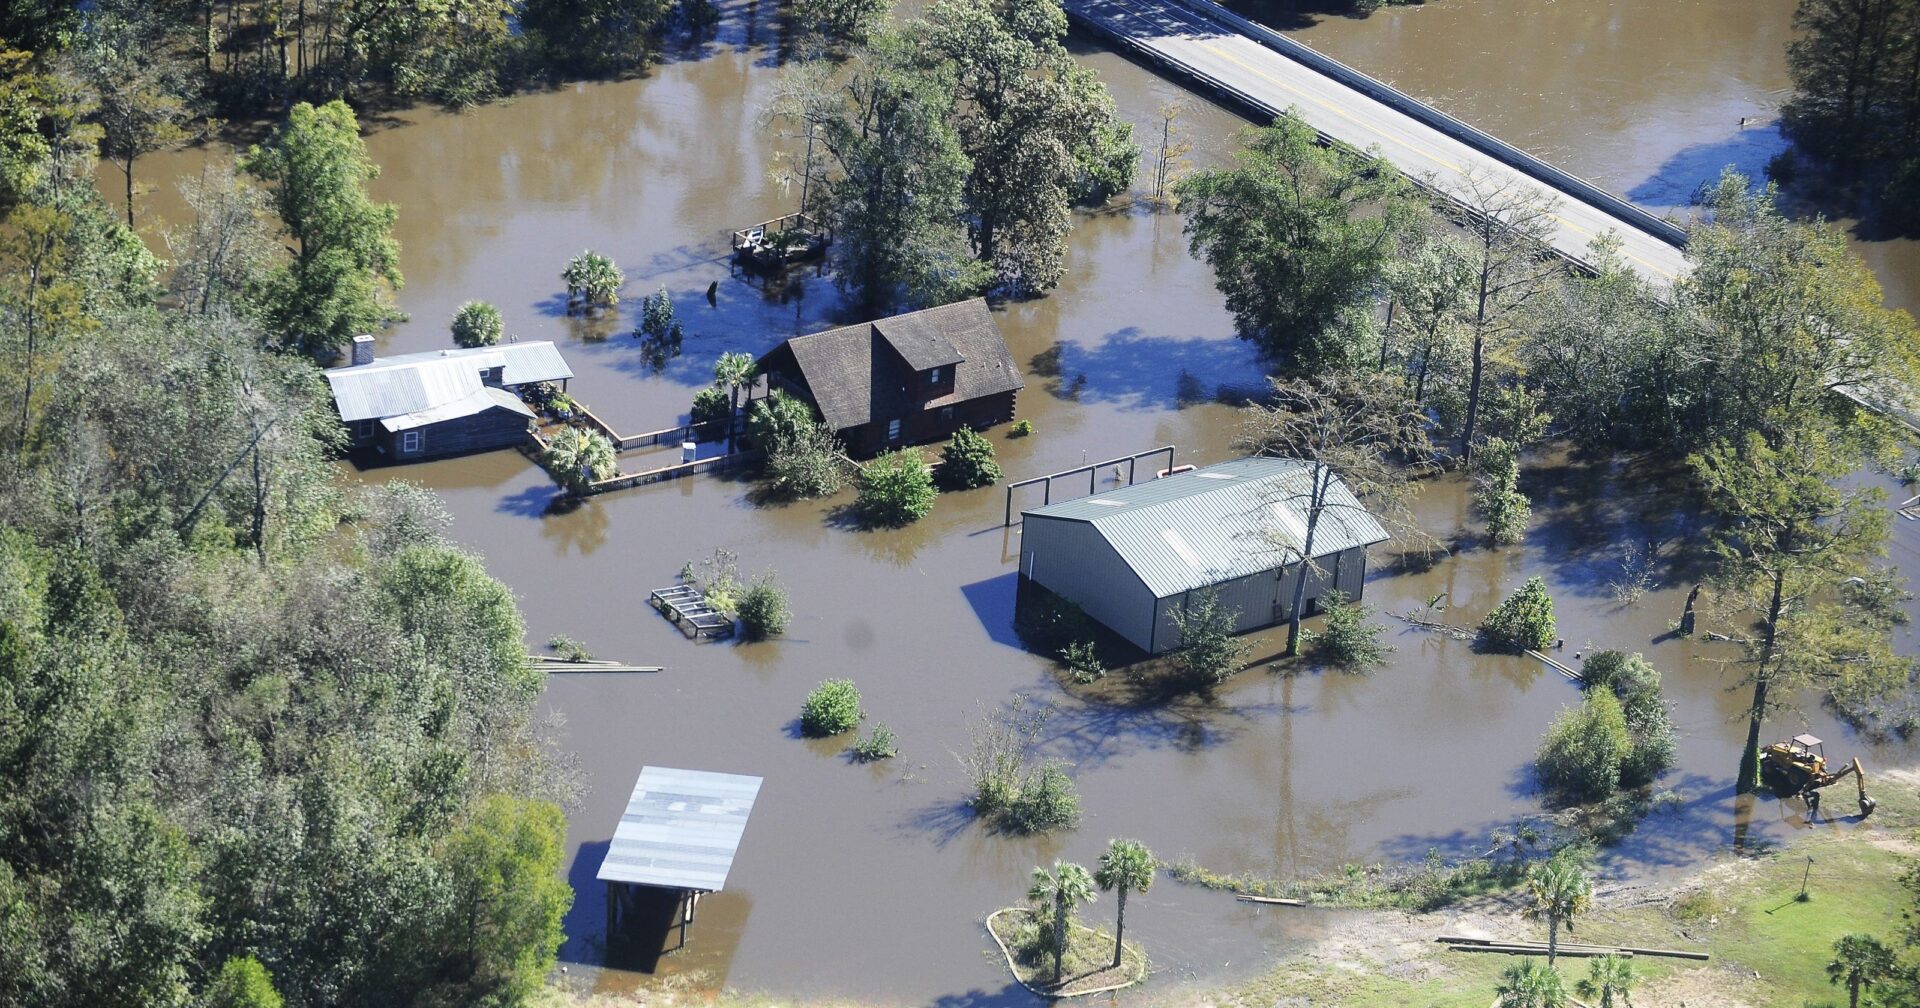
<box><xmin>113</xmin><ymin>0</ymin><xmax>1920</xmax><ymax>1002</ymax></box>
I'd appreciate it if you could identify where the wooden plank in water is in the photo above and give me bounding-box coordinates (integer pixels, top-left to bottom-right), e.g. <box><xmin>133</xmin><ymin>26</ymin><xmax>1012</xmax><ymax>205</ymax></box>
<box><xmin>1235</xmin><ymin>894</ymin><xmax>1306</xmax><ymax>906</ymax></box>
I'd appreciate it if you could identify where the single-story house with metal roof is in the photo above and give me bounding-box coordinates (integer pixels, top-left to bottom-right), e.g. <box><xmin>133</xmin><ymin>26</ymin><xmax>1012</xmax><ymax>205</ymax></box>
<box><xmin>323</xmin><ymin>334</ymin><xmax>573</xmax><ymax>461</ymax></box>
<box><xmin>1019</xmin><ymin>456</ymin><xmax>1391</xmax><ymax>655</ymax></box>
<box><xmin>755</xmin><ymin>298</ymin><xmax>1023</xmax><ymax>456</ymax></box>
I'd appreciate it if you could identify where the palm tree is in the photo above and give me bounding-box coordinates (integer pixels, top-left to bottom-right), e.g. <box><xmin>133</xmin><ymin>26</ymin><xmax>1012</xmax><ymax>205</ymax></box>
<box><xmin>1523</xmin><ymin>858</ymin><xmax>1592</xmax><ymax>967</ymax></box>
<box><xmin>713</xmin><ymin>352</ymin><xmax>757</xmax><ymax>449</ymax></box>
<box><xmin>1827</xmin><ymin>933</ymin><xmax>1896</xmax><ymax>1008</ymax></box>
<box><xmin>1093</xmin><ymin>839</ymin><xmax>1154</xmax><ymax>969</ymax></box>
<box><xmin>544</xmin><ymin>426</ymin><xmax>616</xmax><ymax>495</ymax></box>
<box><xmin>1027</xmin><ymin>860</ymin><xmax>1096</xmax><ymax>984</ymax></box>
<box><xmin>1577</xmin><ymin>954</ymin><xmax>1636</xmax><ymax>1008</ymax></box>
<box><xmin>1494</xmin><ymin>959</ymin><xmax>1566</xmax><ymax>1008</ymax></box>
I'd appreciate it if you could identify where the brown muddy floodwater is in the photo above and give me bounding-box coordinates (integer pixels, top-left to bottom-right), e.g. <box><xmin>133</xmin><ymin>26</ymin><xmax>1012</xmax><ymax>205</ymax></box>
<box><xmin>115</xmin><ymin>0</ymin><xmax>1920</xmax><ymax>1002</ymax></box>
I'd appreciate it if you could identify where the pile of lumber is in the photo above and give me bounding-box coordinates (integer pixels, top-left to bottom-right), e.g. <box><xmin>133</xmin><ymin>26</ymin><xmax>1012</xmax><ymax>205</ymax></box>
<box><xmin>1438</xmin><ymin>935</ymin><xmax>1707</xmax><ymax>961</ymax></box>
<box><xmin>528</xmin><ymin>654</ymin><xmax>662</xmax><ymax>674</ymax></box>
<box><xmin>1235</xmin><ymin>894</ymin><xmax>1306</xmax><ymax>906</ymax></box>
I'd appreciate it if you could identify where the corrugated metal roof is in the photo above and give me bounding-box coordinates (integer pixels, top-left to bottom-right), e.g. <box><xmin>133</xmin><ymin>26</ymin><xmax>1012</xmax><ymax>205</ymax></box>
<box><xmin>1023</xmin><ymin>456</ymin><xmax>1391</xmax><ymax>598</ymax></box>
<box><xmin>596</xmin><ymin>766</ymin><xmax>762</xmax><ymax>893</ymax></box>
<box><xmin>324</xmin><ymin>341</ymin><xmax>572</xmax><ymax>422</ymax></box>
<box><xmin>380</xmin><ymin>386</ymin><xmax>533</xmax><ymax>432</ymax></box>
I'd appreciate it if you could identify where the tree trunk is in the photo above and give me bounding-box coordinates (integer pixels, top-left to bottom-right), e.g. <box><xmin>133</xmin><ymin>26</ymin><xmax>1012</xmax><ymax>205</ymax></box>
<box><xmin>123</xmin><ymin>155</ymin><xmax>137</xmax><ymax>230</ymax></box>
<box><xmin>1285</xmin><ymin>471</ymin><xmax>1328</xmax><ymax>656</ymax></box>
<box><xmin>1851</xmin><ymin>975</ymin><xmax>1862</xmax><ymax>1008</ymax></box>
<box><xmin>1461</xmin><ymin>326</ymin><xmax>1486</xmax><ymax>463</ymax></box>
<box><xmin>1737</xmin><ymin>567</ymin><xmax>1788</xmax><ymax>796</ymax></box>
<box><xmin>1111</xmin><ymin>885</ymin><xmax>1127</xmax><ymax>968</ymax></box>
<box><xmin>1547</xmin><ymin>914</ymin><xmax>1558</xmax><ymax>967</ymax></box>
<box><xmin>1052</xmin><ymin>892</ymin><xmax>1067</xmax><ymax>983</ymax></box>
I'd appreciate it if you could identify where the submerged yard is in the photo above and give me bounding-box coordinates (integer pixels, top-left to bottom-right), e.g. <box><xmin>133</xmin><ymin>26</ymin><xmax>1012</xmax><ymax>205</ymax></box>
<box><xmin>100</xmin><ymin>0</ymin><xmax>1920</xmax><ymax>1003</ymax></box>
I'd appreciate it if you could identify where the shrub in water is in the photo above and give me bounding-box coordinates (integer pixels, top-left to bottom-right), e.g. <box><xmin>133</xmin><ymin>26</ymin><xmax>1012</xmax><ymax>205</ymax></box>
<box><xmin>1583</xmin><ymin>651</ymin><xmax>1674</xmax><ymax>787</ymax></box>
<box><xmin>1004</xmin><ymin>762</ymin><xmax>1081</xmax><ymax>834</ymax></box>
<box><xmin>850</xmin><ymin>723</ymin><xmax>898</xmax><ymax>761</ymax></box>
<box><xmin>1062</xmin><ymin>640</ymin><xmax>1105</xmax><ymax>684</ymax></box>
<box><xmin>800</xmin><ymin>679</ymin><xmax>862</xmax><ymax>737</ymax></box>
<box><xmin>1472</xmin><ymin>436</ymin><xmax>1531</xmax><ymax>545</ymax></box>
<box><xmin>1481</xmin><ymin>576</ymin><xmax>1556</xmax><ymax>652</ymax></box>
<box><xmin>857</xmin><ymin>449</ymin><xmax>936</xmax><ymax>526</ymax></box>
<box><xmin>1304</xmin><ymin>590</ymin><xmax>1391</xmax><ymax>671</ymax></box>
<box><xmin>450</xmin><ymin>300</ymin><xmax>503</xmax><ymax>348</ymax></box>
<box><xmin>690</xmin><ymin>385</ymin><xmax>730</xmax><ymax>432</ymax></box>
<box><xmin>736</xmin><ymin>574</ymin><xmax>790</xmax><ymax>641</ymax></box>
<box><xmin>1536</xmin><ymin>689</ymin><xmax>1629</xmax><ymax>804</ymax></box>
<box><xmin>547</xmin><ymin>634</ymin><xmax>592</xmax><ymax>662</ymax></box>
<box><xmin>1170</xmin><ymin>588</ymin><xmax>1251</xmax><ymax>689</ymax></box>
<box><xmin>938</xmin><ymin>426</ymin><xmax>1002</xmax><ymax>490</ymax></box>
<box><xmin>562</xmin><ymin>250</ymin><xmax>623</xmax><ymax>312</ymax></box>
<box><xmin>1010</xmin><ymin>418</ymin><xmax>1035</xmax><ymax>437</ymax></box>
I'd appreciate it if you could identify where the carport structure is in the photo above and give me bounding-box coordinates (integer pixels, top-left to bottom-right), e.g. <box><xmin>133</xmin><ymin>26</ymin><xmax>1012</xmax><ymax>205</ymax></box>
<box><xmin>597</xmin><ymin>766</ymin><xmax>763</xmax><ymax>948</ymax></box>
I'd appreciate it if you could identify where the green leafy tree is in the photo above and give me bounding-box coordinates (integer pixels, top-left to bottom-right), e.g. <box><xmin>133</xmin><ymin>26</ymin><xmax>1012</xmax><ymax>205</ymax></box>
<box><xmin>1236</xmin><ymin>372</ymin><xmax>1436</xmax><ymax>655</ymax></box>
<box><xmin>938</xmin><ymin>426</ymin><xmax>1001</xmax><ymax>489</ymax></box>
<box><xmin>801</xmin><ymin>679</ymin><xmax>863</xmax><ymax>736</ymax></box>
<box><xmin>1384</xmin><ymin>229</ymin><xmax>1474</xmax><ymax>409</ymax></box>
<box><xmin>1536</xmin><ymin>689</ymin><xmax>1629</xmax><ymax>804</ymax></box>
<box><xmin>1582</xmin><ymin>651</ymin><xmax>1675</xmax><ymax>788</ymax></box>
<box><xmin>1576</xmin><ymin>955</ymin><xmax>1635</xmax><ymax>1008</ymax></box>
<box><xmin>764</xmin><ymin>411</ymin><xmax>850</xmax><ymax>499</ymax></box>
<box><xmin>73</xmin><ymin>12</ymin><xmax>198</xmax><ymax>229</ymax></box>
<box><xmin>690</xmin><ymin>385</ymin><xmax>730</xmax><ymax>434</ymax></box>
<box><xmin>1094</xmin><ymin>839</ymin><xmax>1154</xmax><ymax>968</ymax></box>
<box><xmin>1473</xmin><ymin>436</ymin><xmax>1531</xmax><ymax>545</ymax></box>
<box><xmin>1175</xmin><ymin>113</ymin><xmax>1418</xmax><ymax>369</ymax></box>
<box><xmin>1693</xmin><ymin>426</ymin><xmax>1905</xmax><ymax>794</ymax></box>
<box><xmin>1523</xmin><ymin>858</ymin><xmax>1592</xmax><ymax>967</ymax></box>
<box><xmin>521</xmin><ymin>0</ymin><xmax>673</xmax><ymax>75</ymax></box>
<box><xmin>1168</xmin><ymin>588</ymin><xmax>1251</xmax><ymax>689</ymax></box>
<box><xmin>562</xmin><ymin>250</ymin><xmax>622</xmax><ymax>314</ymax></box>
<box><xmin>543</xmin><ymin>426</ymin><xmax>616</xmax><ymax>495</ymax></box>
<box><xmin>243</xmin><ymin>100</ymin><xmax>403</xmax><ymax>355</ymax></box>
<box><xmin>1027</xmin><ymin>860</ymin><xmax>1097</xmax><ymax>984</ymax></box>
<box><xmin>776</xmin><ymin>37</ymin><xmax>988</xmax><ymax>311</ymax></box>
<box><xmin>450</xmin><ymin>300</ymin><xmax>503</xmax><ymax>347</ymax></box>
<box><xmin>1304</xmin><ymin>589</ymin><xmax>1392</xmax><ymax>671</ymax></box>
<box><xmin>637</xmin><ymin>286</ymin><xmax>682</xmax><ymax>343</ymax></box>
<box><xmin>1434</xmin><ymin>165</ymin><xmax>1562</xmax><ymax>462</ymax></box>
<box><xmin>917</xmin><ymin>0</ymin><xmax>1138</xmax><ymax>294</ymax></box>
<box><xmin>168</xmin><ymin>160</ymin><xmax>281</xmax><ymax>318</ymax></box>
<box><xmin>1481</xmin><ymin>577</ymin><xmax>1556</xmax><ymax>652</ymax></box>
<box><xmin>713</xmin><ymin>351</ymin><xmax>757</xmax><ymax>443</ymax></box>
<box><xmin>432</xmin><ymin>796</ymin><xmax>572</xmax><ymax>1008</ymax></box>
<box><xmin>857</xmin><ymin>448</ymin><xmax>936</xmax><ymax>525</ymax></box>
<box><xmin>791</xmin><ymin>0</ymin><xmax>891</xmax><ymax>48</ymax></box>
<box><xmin>1495</xmin><ymin>959</ymin><xmax>1567</xmax><ymax>1008</ymax></box>
<box><xmin>201</xmin><ymin>956</ymin><xmax>284</xmax><ymax>1008</ymax></box>
<box><xmin>1826</xmin><ymin>933</ymin><xmax>1896</xmax><ymax>1008</ymax></box>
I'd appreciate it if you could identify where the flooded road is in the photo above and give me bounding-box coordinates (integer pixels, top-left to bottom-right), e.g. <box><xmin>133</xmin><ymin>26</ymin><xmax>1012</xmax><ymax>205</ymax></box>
<box><xmin>116</xmin><ymin>0</ymin><xmax>1920</xmax><ymax>1001</ymax></box>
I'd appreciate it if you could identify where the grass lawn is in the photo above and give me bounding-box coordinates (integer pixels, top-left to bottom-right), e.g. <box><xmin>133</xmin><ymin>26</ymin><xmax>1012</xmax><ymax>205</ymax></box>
<box><xmin>986</xmin><ymin>906</ymin><xmax>1149</xmax><ymax>996</ymax></box>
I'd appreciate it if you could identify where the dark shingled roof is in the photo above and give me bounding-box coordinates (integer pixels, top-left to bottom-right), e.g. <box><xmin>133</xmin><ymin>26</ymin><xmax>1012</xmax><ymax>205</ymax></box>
<box><xmin>773</xmin><ymin>298</ymin><xmax>1023</xmax><ymax>432</ymax></box>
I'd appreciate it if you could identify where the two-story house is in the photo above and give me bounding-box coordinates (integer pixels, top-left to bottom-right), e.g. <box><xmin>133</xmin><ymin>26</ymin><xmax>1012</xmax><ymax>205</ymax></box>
<box><xmin>754</xmin><ymin>298</ymin><xmax>1025</xmax><ymax>456</ymax></box>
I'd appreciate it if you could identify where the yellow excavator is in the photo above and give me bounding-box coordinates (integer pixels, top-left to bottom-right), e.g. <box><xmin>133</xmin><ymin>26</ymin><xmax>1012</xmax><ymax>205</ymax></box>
<box><xmin>1763</xmin><ymin>734</ymin><xmax>1876</xmax><ymax>818</ymax></box>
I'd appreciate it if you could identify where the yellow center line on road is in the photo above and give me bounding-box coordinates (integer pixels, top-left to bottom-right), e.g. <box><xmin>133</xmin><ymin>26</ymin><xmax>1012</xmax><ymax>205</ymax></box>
<box><xmin>1129</xmin><ymin>6</ymin><xmax>1683</xmax><ymax>280</ymax></box>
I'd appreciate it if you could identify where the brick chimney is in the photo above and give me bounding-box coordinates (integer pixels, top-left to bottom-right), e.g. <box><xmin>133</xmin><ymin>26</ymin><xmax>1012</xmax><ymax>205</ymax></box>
<box><xmin>350</xmin><ymin>334</ymin><xmax>376</xmax><ymax>366</ymax></box>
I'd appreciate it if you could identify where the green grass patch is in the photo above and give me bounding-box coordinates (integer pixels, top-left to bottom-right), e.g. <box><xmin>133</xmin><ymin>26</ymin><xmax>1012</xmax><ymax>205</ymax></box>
<box><xmin>1164</xmin><ymin>850</ymin><xmax>1531</xmax><ymax>911</ymax></box>
<box><xmin>986</xmin><ymin>907</ymin><xmax>1147</xmax><ymax>996</ymax></box>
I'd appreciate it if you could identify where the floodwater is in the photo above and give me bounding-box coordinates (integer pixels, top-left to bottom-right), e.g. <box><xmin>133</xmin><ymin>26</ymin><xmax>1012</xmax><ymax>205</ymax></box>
<box><xmin>109</xmin><ymin>0</ymin><xmax>1920</xmax><ymax>1002</ymax></box>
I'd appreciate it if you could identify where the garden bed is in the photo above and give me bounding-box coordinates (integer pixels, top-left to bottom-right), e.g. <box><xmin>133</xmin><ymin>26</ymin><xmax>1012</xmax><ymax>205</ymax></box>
<box><xmin>984</xmin><ymin>907</ymin><xmax>1147</xmax><ymax>998</ymax></box>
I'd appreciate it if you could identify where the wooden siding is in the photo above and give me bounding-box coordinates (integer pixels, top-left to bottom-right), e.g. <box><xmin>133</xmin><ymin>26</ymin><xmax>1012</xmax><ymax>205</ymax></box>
<box><xmin>842</xmin><ymin>390</ymin><xmax>1017</xmax><ymax>457</ymax></box>
<box><xmin>385</xmin><ymin>408</ymin><xmax>530</xmax><ymax>460</ymax></box>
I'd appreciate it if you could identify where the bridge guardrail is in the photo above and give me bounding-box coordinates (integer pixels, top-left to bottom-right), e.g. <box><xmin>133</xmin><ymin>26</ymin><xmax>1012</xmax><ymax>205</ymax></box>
<box><xmin>1117</xmin><ymin>0</ymin><xmax>1692</xmax><ymax>250</ymax></box>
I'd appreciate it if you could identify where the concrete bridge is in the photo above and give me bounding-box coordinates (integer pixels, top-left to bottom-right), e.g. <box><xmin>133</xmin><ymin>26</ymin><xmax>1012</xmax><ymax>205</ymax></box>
<box><xmin>1067</xmin><ymin>0</ymin><xmax>1692</xmax><ymax>283</ymax></box>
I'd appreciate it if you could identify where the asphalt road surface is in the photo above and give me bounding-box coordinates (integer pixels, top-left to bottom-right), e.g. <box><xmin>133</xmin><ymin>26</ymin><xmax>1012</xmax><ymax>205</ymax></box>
<box><xmin>1069</xmin><ymin>0</ymin><xmax>1693</xmax><ymax>284</ymax></box>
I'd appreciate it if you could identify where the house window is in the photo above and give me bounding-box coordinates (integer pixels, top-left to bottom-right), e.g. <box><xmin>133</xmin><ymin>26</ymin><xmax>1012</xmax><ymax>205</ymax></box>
<box><xmin>401</xmin><ymin>430</ymin><xmax>423</xmax><ymax>454</ymax></box>
<box><xmin>355</xmin><ymin>419</ymin><xmax>374</xmax><ymax>441</ymax></box>
<box><xmin>939</xmin><ymin>406</ymin><xmax>955</xmax><ymax>423</ymax></box>
<box><xmin>929</xmin><ymin>367</ymin><xmax>943</xmax><ymax>385</ymax></box>
<box><xmin>886</xmin><ymin>418</ymin><xmax>902</xmax><ymax>442</ymax></box>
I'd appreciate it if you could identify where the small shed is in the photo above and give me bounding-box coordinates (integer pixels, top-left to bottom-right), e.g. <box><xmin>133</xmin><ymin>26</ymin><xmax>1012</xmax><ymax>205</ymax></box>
<box><xmin>1019</xmin><ymin>456</ymin><xmax>1390</xmax><ymax>655</ymax></box>
<box><xmin>597</xmin><ymin>766</ymin><xmax>763</xmax><ymax>945</ymax></box>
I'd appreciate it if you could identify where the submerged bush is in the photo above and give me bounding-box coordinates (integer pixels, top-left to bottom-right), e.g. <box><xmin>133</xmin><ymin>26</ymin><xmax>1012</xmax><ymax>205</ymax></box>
<box><xmin>800</xmin><ymin>679</ymin><xmax>863</xmax><ymax>737</ymax></box>
<box><xmin>857</xmin><ymin>449</ymin><xmax>936</xmax><ymax>526</ymax></box>
<box><xmin>1062</xmin><ymin>640</ymin><xmax>1105</xmax><ymax>684</ymax></box>
<box><xmin>1537</xmin><ymin>689</ymin><xmax>1629</xmax><ymax>804</ymax></box>
<box><xmin>938</xmin><ymin>426</ymin><xmax>1002</xmax><ymax>490</ymax></box>
<box><xmin>1481</xmin><ymin>577</ymin><xmax>1556</xmax><ymax>652</ymax></box>
<box><xmin>563</xmin><ymin>250</ymin><xmax>623</xmax><ymax>312</ymax></box>
<box><xmin>1304</xmin><ymin>590</ymin><xmax>1391</xmax><ymax>671</ymax></box>
<box><xmin>690</xmin><ymin>385</ymin><xmax>730</xmax><ymax>431</ymax></box>
<box><xmin>736</xmin><ymin>574</ymin><xmax>790</xmax><ymax>641</ymax></box>
<box><xmin>850</xmin><ymin>723</ymin><xmax>899</xmax><ymax>762</ymax></box>
<box><xmin>1583</xmin><ymin>651</ymin><xmax>1675</xmax><ymax>788</ymax></box>
<box><xmin>1002</xmin><ymin>762</ymin><xmax>1081</xmax><ymax>835</ymax></box>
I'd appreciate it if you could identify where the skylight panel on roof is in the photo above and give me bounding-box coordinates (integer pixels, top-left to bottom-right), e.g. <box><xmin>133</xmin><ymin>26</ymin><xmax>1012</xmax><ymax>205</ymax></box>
<box><xmin>1195</xmin><ymin>472</ymin><xmax>1237</xmax><ymax>479</ymax></box>
<box><xmin>1085</xmin><ymin>499</ymin><xmax>1128</xmax><ymax>507</ymax></box>
<box><xmin>1160</xmin><ymin>528</ymin><xmax>1203</xmax><ymax>569</ymax></box>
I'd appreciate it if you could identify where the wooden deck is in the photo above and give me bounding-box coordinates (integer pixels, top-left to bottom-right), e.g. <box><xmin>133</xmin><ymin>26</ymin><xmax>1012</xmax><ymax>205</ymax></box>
<box><xmin>650</xmin><ymin>584</ymin><xmax>737</xmax><ymax>640</ymax></box>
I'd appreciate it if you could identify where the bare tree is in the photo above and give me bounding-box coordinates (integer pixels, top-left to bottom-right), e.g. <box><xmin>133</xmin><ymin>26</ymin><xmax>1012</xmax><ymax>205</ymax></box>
<box><xmin>1431</xmin><ymin>165</ymin><xmax>1563</xmax><ymax>462</ymax></box>
<box><xmin>1237</xmin><ymin>373</ymin><xmax>1437</xmax><ymax>655</ymax></box>
<box><xmin>1148</xmin><ymin>100</ymin><xmax>1192</xmax><ymax>209</ymax></box>
<box><xmin>168</xmin><ymin>160</ymin><xmax>281</xmax><ymax>317</ymax></box>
